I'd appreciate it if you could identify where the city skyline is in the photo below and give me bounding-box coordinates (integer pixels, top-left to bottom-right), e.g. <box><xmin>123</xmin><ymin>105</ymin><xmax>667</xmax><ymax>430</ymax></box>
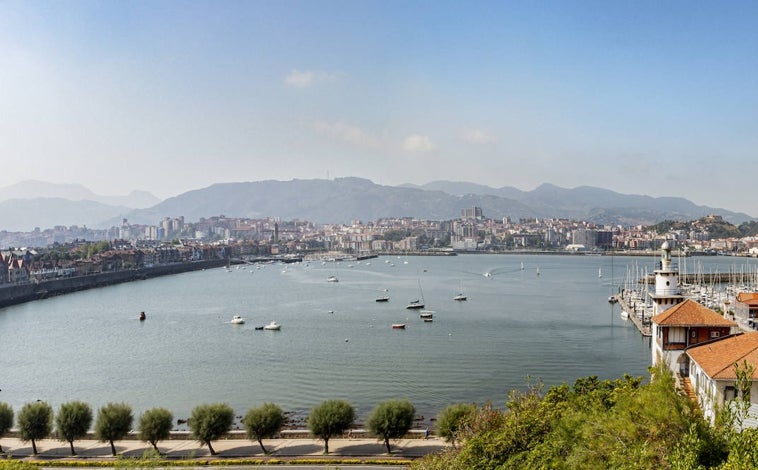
<box><xmin>1</xmin><ymin>1</ymin><xmax>757</xmax><ymax>214</ymax></box>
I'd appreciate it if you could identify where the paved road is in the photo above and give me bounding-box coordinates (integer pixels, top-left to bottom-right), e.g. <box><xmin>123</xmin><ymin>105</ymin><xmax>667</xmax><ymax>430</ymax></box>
<box><xmin>0</xmin><ymin>435</ymin><xmax>445</xmax><ymax>461</ymax></box>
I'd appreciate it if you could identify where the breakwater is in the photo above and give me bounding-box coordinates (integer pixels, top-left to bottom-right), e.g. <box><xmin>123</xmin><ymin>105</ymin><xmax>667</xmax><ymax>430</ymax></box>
<box><xmin>642</xmin><ymin>273</ymin><xmax>740</xmax><ymax>285</ymax></box>
<box><xmin>0</xmin><ymin>259</ymin><xmax>228</xmax><ymax>309</ymax></box>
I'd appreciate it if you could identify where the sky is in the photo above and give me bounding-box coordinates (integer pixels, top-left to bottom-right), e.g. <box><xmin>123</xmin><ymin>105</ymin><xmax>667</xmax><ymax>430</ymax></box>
<box><xmin>1</xmin><ymin>1</ymin><xmax>757</xmax><ymax>215</ymax></box>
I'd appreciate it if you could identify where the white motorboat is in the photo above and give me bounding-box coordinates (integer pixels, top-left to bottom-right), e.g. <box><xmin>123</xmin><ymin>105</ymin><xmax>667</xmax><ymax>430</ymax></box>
<box><xmin>230</xmin><ymin>315</ymin><xmax>245</xmax><ymax>325</ymax></box>
<box><xmin>419</xmin><ymin>311</ymin><xmax>434</xmax><ymax>319</ymax></box>
<box><xmin>327</xmin><ymin>275</ymin><xmax>339</xmax><ymax>283</ymax></box>
<box><xmin>263</xmin><ymin>321</ymin><xmax>281</xmax><ymax>330</ymax></box>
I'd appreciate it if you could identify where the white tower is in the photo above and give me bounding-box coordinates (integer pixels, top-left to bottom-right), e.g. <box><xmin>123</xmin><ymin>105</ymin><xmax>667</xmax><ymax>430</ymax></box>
<box><xmin>649</xmin><ymin>241</ymin><xmax>684</xmax><ymax>315</ymax></box>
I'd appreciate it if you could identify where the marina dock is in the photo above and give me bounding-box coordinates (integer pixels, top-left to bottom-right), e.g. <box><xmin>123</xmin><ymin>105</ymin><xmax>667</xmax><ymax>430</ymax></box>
<box><xmin>617</xmin><ymin>294</ymin><xmax>652</xmax><ymax>337</ymax></box>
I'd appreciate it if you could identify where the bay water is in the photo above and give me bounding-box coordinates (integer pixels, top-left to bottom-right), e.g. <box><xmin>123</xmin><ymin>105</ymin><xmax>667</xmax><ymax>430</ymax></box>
<box><xmin>1</xmin><ymin>254</ymin><xmax>748</xmax><ymax>426</ymax></box>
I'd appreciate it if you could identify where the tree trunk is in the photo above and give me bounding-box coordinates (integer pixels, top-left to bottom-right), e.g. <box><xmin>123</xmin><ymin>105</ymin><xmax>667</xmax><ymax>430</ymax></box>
<box><xmin>257</xmin><ymin>437</ymin><xmax>267</xmax><ymax>455</ymax></box>
<box><xmin>323</xmin><ymin>437</ymin><xmax>329</xmax><ymax>454</ymax></box>
<box><xmin>151</xmin><ymin>441</ymin><xmax>161</xmax><ymax>454</ymax></box>
<box><xmin>31</xmin><ymin>439</ymin><xmax>38</xmax><ymax>455</ymax></box>
<box><xmin>384</xmin><ymin>437</ymin><xmax>392</xmax><ymax>454</ymax></box>
<box><xmin>0</xmin><ymin>443</ymin><xmax>4</xmax><ymax>453</ymax></box>
<box><xmin>69</xmin><ymin>440</ymin><xmax>76</xmax><ymax>456</ymax></box>
<box><xmin>207</xmin><ymin>440</ymin><xmax>216</xmax><ymax>456</ymax></box>
<box><xmin>109</xmin><ymin>439</ymin><xmax>117</xmax><ymax>456</ymax></box>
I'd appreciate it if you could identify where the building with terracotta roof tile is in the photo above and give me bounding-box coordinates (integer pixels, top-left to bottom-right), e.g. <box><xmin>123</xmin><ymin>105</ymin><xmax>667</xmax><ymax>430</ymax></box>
<box><xmin>734</xmin><ymin>292</ymin><xmax>758</xmax><ymax>326</ymax></box>
<box><xmin>686</xmin><ymin>332</ymin><xmax>758</xmax><ymax>424</ymax></box>
<box><xmin>651</xmin><ymin>299</ymin><xmax>737</xmax><ymax>377</ymax></box>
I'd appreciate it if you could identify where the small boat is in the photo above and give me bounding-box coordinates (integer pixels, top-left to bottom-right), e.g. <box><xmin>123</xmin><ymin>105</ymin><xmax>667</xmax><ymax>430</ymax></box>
<box><xmin>419</xmin><ymin>311</ymin><xmax>434</xmax><ymax>319</ymax></box>
<box><xmin>483</xmin><ymin>272</ymin><xmax>492</xmax><ymax>278</ymax></box>
<box><xmin>423</xmin><ymin>318</ymin><xmax>433</xmax><ymax>323</ymax></box>
<box><xmin>453</xmin><ymin>281</ymin><xmax>467</xmax><ymax>301</ymax></box>
<box><xmin>608</xmin><ymin>295</ymin><xmax>618</xmax><ymax>304</ymax></box>
<box><xmin>406</xmin><ymin>299</ymin><xmax>425</xmax><ymax>309</ymax></box>
<box><xmin>230</xmin><ymin>315</ymin><xmax>245</xmax><ymax>325</ymax></box>
<box><xmin>254</xmin><ymin>326</ymin><xmax>264</xmax><ymax>330</ymax></box>
<box><xmin>139</xmin><ymin>311</ymin><xmax>146</xmax><ymax>321</ymax></box>
<box><xmin>327</xmin><ymin>275</ymin><xmax>339</xmax><ymax>283</ymax></box>
<box><xmin>620</xmin><ymin>310</ymin><xmax>629</xmax><ymax>319</ymax></box>
<box><xmin>263</xmin><ymin>321</ymin><xmax>281</xmax><ymax>330</ymax></box>
<box><xmin>375</xmin><ymin>295</ymin><xmax>389</xmax><ymax>302</ymax></box>
<box><xmin>406</xmin><ymin>280</ymin><xmax>426</xmax><ymax>309</ymax></box>
<box><xmin>392</xmin><ymin>323</ymin><xmax>406</xmax><ymax>329</ymax></box>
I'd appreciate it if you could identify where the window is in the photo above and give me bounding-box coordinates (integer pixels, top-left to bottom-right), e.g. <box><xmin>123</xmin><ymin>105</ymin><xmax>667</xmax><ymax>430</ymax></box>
<box><xmin>710</xmin><ymin>331</ymin><xmax>720</xmax><ymax>338</ymax></box>
<box><xmin>725</xmin><ymin>386</ymin><xmax>736</xmax><ymax>400</ymax></box>
<box><xmin>691</xmin><ymin>330</ymin><xmax>697</xmax><ymax>338</ymax></box>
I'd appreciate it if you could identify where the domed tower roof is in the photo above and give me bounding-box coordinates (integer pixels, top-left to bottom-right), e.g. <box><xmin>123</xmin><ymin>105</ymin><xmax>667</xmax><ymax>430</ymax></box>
<box><xmin>661</xmin><ymin>241</ymin><xmax>671</xmax><ymax>251</ymax></box>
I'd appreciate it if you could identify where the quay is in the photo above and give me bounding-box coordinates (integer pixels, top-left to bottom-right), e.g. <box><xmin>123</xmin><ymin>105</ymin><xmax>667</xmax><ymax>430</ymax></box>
<box><xmin>617</xmin><ymin>293</ymin><xmax>652</xmax><ymax>337</ymax></box>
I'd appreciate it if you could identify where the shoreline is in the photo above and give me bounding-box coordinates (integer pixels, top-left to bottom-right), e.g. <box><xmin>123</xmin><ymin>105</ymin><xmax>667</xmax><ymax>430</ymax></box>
<box><xmin>0</xmin><ymin>250</ymin><xmax>700</xmax><ymax>310</ymax></box>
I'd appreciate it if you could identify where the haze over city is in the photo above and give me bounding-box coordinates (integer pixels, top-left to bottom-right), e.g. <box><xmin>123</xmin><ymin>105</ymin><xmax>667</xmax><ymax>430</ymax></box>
<box><xmin>1</xmin><ymin>1</ymin><xmax>757</xmax><ymax>215</ymax></box>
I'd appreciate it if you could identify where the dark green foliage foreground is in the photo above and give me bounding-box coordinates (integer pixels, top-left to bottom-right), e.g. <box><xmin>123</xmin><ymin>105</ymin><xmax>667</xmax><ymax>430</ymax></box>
<box><xmin>413</xmin><ymin>365</ymin><xmax>756</xmax><ymax>470</ymax></box>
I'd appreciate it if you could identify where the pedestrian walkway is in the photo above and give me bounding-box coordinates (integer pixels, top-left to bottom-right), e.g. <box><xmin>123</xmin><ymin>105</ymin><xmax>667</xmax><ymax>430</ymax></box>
<box><xmin>0</xmin><ymin>435</ymin><xmax>446</xmax><ymax>461</ymax></box>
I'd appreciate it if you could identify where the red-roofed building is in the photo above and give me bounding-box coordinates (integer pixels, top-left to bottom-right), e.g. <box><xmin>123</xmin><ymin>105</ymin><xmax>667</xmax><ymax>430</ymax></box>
<box><xmin>734</xmin><ymin>292</ymin><xmax>758</xmax><ymax>326</ymax></box>
<box><xmin>652</xmin><ymin>299</ymin><xmax>737</xmax><ymax>377</ymax></box>
<box><xmin>687</xmin><ymin>332</ymin><xmax>758</xmax><ymax>424</ymax></box>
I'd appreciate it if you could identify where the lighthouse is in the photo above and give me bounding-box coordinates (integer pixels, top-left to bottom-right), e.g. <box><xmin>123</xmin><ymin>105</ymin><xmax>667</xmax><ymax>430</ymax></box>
<box><xmin>649</xmin><ymin>241</ymin><xmax>684</xmax><ymax>316</ymax></box>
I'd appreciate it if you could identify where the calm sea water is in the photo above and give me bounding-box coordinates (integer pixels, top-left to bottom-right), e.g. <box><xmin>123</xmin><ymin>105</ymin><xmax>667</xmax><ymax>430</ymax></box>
<box><xmin>1</xmin><ymin>254</ymin><xmax>753</xmax><ymax>425</ymax></box>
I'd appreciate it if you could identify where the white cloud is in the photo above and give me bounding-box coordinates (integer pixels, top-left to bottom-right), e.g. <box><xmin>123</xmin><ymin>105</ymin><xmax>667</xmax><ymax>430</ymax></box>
<box><xmin>402</xmin><ymin>134</ymin><xmax>434</xmax><ymax>153</ymax></box>
<box><xmin>284</xmin><ymin>69</ymin><xmax>337</xmax><ymax>88</ymax></box>
<box><xmin>314</xmin><ymin>120</ymin><xmax>378</xmax><ymax>147</ymax></box>
<box><xmin>462</xmin><ymin>128</ymin><xmax>497</xmax><ymax>144</ymax></box>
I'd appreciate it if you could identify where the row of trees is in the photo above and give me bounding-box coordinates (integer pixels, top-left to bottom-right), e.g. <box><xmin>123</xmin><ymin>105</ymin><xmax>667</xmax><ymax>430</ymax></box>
<box><xmin>0</xmin><ymin>398</ymin><xmax>428</xmax><ymax>456</ymax></box>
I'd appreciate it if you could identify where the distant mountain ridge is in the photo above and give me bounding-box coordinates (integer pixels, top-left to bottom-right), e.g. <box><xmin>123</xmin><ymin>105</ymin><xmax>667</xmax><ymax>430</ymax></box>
<box><xmin>117</xmin><ymin>178</ymin><xmax>752</xmax><ymax>228</ymax></box>
<box><xmin>0</xmin><ymin>198</ymin><xmax>133</xmax><ymax>232</ymax></box>
<box><xmin>0</xmin><ymin>178</ymin><xmax>752</xmax><ymax>232</ymax></box>
<box><xmin>0</xmin><ymin>180</ymin><xmax>160</xmax><ymax>208</ymax></box>
<box><xmin>402</xmin><ymin>180</ymin><xmax>753</xmax><ymax>225</ymax></box>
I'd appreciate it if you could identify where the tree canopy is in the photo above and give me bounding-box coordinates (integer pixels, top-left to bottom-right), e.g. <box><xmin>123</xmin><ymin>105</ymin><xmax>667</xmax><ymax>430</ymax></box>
<box><xmin>188</xmin><ymin>403</ymin><xmax>234</xmax><ymax>456</ymax></box>
<box><xmin>411</xmin><ymin>367</ymin><xmax>734</xmax><ymax>470</ymax></box>
<box><xmin>435</xmin><ymin>402</ymin><xmax>476</xmax><ymax>447</ymax></box>
<box><xmin>0</xmin><ymin>402</ymin><xmax>14</xmax><ymax>454</ymax></box>
<box><xmin>242</xmin><ymin>403</ymin><xmax>285</xmax><ymax>454</ymax></box>
<box><xmin>94</xmin><ymin>402</ymin><xmax>133</xmax><ymax>456</ymax></box>
<box><xmin>55</xmin><ymin>401</ymin><xmax>93</xmax><ymax>456</ymax></box>
<box><xmin>367</xmin><ymin>399</ymin><xmax>416</xmax><ymax>453</ymax></box>
<box><xmin>17</xmin><ymin>401</ymin><xmax>53</xmax><ymax>455</ymax></box>
<box><xmin>138</xmin><ymin>407</ymin><xmax>173</xmax><ymax>453</ymax></box>
<box><xmin>307</xmin><ymin>399</ymin><xmax>355</xmax><ymax>454</ymax></box>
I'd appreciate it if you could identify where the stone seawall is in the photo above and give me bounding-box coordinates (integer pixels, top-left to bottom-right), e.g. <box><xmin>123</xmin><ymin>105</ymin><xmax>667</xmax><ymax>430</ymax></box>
<box><xmin>0</xmin><ymin>259</ymin><xmax>228</xmax><ymax>309</ymax></box>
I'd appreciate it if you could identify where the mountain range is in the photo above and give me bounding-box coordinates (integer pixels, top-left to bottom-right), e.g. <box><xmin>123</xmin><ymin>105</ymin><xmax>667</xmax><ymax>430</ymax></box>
<box><xmin>0</xmin><ymin>178</ymin><xmax>752</xmax><ymax>232</ymax></box>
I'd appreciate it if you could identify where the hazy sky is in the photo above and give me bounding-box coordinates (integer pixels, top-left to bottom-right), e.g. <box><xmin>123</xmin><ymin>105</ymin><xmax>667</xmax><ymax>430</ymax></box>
<box><xmin>1</xmin><ymin>1</ymin><xmax>757</xmax><ymax>215</ymax></box>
